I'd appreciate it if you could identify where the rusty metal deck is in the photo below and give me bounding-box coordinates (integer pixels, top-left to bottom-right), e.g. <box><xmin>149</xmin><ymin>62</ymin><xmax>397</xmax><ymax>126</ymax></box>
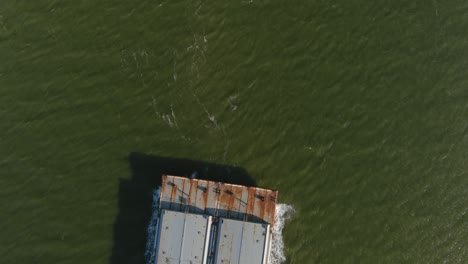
<box><xmin>159</xmin><ymin>175</ymin><xmax>278</xmax><ymax>225</ymax></box>
<box><xmin>152</xmin><ymin>175</ymin><xmax>278</xmax><ymax>264</ymax></box>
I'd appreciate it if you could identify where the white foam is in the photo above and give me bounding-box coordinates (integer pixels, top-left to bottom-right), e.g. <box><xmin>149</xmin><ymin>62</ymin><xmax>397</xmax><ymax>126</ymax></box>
<box><xmin>269</xmin><ymin>204</ymin><xmax>295</xmax><ymax>264</ymax></box>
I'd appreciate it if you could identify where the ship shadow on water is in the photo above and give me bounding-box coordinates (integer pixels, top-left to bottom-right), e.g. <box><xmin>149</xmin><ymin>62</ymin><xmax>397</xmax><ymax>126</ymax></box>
<box><xmin>110</xmin><ymin>152</ymin><xmax>257</xmax><ymax>264</ymax></box>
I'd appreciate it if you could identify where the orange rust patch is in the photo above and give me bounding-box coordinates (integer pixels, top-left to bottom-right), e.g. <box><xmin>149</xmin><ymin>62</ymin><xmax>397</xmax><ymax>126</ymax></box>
<box><xmin>160</xmin><ymin>175</ymin><xmax>278</xmax><ymax>225</ymax></box>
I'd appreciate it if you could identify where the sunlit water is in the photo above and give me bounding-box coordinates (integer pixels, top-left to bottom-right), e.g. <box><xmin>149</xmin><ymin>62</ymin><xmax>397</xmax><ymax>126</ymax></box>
<box><xmin>1</xmin><ymin>1</ymin><xmax>467</xmax><ymax>263</ymax></box>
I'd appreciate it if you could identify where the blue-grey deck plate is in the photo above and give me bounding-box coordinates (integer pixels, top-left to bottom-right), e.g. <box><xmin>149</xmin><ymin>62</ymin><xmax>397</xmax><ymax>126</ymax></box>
<box><xmin>214</xmin><ymin>218</ymin><xmax>270</xmax><ymax>264</ymax></box>
<box><xmin>155</xmin><ymin>210</ymin><xmax>212</xmax><ymax>264</ymax></box>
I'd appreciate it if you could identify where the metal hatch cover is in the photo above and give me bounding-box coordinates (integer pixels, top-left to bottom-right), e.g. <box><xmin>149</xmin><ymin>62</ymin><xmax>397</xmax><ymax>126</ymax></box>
<box><xmin>155</xmin><ymin>210</ymin><xmax>212</xmax><ymax>264</ymax></box>
<box><xmin>214</xmin><ymin>218</ymin><xmax>270</xmax><ymax>264</ymax></box>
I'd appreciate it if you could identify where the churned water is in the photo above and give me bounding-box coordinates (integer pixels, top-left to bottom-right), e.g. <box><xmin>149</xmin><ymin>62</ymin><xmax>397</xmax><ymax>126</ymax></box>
<box><xmin>1</xmin><ymin>1</ymin><xmax>467</xmax><ymax>263</ymax></box>
<box><xmin>270</xmin><ymin>204</ymin><xmax>295</xmax><ymax>264</ymax></box>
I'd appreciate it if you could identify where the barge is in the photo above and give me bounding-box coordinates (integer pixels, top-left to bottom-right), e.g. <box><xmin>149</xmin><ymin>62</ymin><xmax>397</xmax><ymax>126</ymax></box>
<box><xmin>149</xmin><ymin>175</ymin><xmax>278</xmax><ymax>264</ymax></box>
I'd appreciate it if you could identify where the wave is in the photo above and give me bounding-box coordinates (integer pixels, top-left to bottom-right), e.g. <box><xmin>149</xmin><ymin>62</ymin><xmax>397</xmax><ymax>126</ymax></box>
<box><xmin>269</xmin><ymin>204</ymin><xmax>295</xmax><ymax>264</ymax></box>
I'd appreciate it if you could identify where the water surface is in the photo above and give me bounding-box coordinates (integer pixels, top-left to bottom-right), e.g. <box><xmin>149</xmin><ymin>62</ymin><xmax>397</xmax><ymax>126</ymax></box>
<box><xmin>1</xmin><ymin>1</ymin><xmax>467</xmax><ymax>263</ymax></box>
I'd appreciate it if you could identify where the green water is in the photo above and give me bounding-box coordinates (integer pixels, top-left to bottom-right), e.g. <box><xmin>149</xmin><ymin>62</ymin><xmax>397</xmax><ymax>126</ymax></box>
<box><xmin>1</xmin><ymin>1</ymin><xmax>467</xmax><ymax>263</ymax></box>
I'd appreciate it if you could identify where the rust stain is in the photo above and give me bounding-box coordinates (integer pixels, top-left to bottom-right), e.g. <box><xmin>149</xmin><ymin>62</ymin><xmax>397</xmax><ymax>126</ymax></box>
<box><xmin>160</xmin><ymin>175</ymin><xmax>277</xmax><ymax>225</ymax></box>
<box><xmin>186</xmin><ymin>177</ymin><xmax>197</xmax><ymax>208</ymax></box>
<box><xmin>217</xmin><ymin>184</ymin><xmax>227</xmax><ymax>217</ymax></box>
<box><xmin>170</xmin><ymin>178</ymin><xmax>178</xmax><ymax>210</ymax></box>
<box><xmin>232</xmin><ymin>187</ymin><xmax>243</xmax><ymax>207</ymax></box>
<box><xmin>182</xmin><ymin>179</ymin><xmax>187</xmax><ymax>208</ymax></box>
<box><xmin>232</xmin><ymin>186</ymin><xmax>243</xmax><ymax>218</ymax></box>
<box><xmin>268</xmin><ymin>191</ymin><xmax>278</xmax><ymax>225</ymax></box>
<box><xmin>246</xmin><ymin>188</ymin><xmax>256</xmax><ymax>220</ymax></box>
<box><xmin>160</xmin><ymin>178</ymin><xmax>167</xmax><ymax>199</ymax></box>
<box><xmin>202</xmin><ymin>181</ymin><xmax>209</xmax><ymax>213</ymax></box>
<box><xmin>256</xmin><ymin>189</ymin><xmax>266</xmax><ymax>223</ymax></box>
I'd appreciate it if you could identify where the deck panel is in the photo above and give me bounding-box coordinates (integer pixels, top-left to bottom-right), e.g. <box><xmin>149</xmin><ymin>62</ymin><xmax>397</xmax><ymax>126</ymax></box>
<box><xmin>160</xmin><ymin>175</ymin><xmax>278</xmax><ymax>224</ymax></box>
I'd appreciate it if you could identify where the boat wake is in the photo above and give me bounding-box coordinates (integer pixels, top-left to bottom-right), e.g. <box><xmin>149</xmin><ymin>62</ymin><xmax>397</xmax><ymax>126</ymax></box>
<box><xmin>269</xmin><ymin>204</ymin><xmax>295</xmax><ymax>264</ymax></box>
